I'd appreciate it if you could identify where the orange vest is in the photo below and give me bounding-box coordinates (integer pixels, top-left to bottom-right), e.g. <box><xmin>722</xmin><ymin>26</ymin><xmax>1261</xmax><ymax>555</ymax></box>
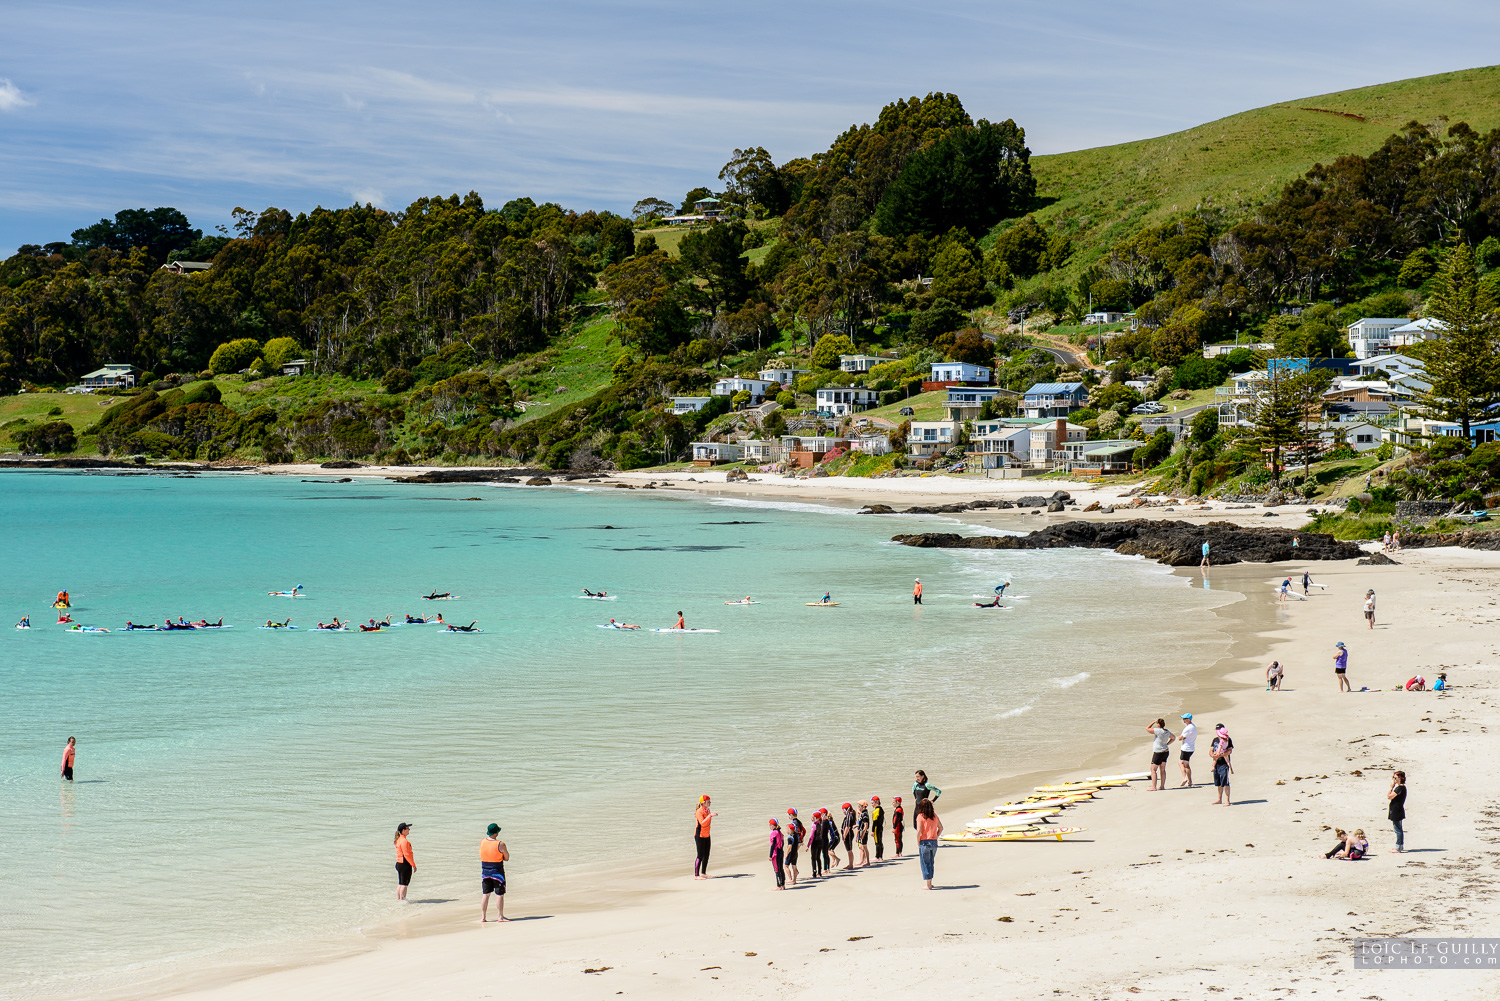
<box><xmin>480</xmin><ymin>838</ymin><xmax>505</xmax><ymax>863</ymax></box>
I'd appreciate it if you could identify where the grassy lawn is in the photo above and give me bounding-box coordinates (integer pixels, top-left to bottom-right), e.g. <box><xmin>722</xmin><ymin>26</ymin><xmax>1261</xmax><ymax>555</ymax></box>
<box><xmin>1027</xmin><ymin>66</ymin><xmax>1500</xmax><ymax>276</ymax></box>
<box><xmin>0</xmin><ymin>392</ymin><xmax>118</xmax><ymax>455</ymax></box>
<box><xmin>501</xmin><ymin>315</ymin><xmax>622</xmax><ymax>426</ymax></box>
<box><xmin>861</xmin><ymin>390</ymin><xmax>947</xmax><ymax>423</ymax></box>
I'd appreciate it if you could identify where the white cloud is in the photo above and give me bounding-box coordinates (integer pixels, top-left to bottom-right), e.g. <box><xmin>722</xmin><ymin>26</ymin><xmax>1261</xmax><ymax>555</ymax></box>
<box><xmin>0</xmin><ymin>78</ymin><xmax>31</xmax><ymax>111</ymax></box>
<box><xmin>349</xmin><ymin>187</ymin><xmax>384</xmax><ymax>206</ymax></box>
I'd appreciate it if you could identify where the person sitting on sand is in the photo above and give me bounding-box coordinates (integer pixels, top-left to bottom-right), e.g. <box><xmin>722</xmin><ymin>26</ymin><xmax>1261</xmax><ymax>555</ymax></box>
<box><xmin>1434</xmin><ymin>673</ymin><xmax>1447</xmax><ymax>690</ymax></box>
<box><xmin>1322</xmin><ymin>828</ymin><xmax>1349</xmax><ymax>859</ymax></box>
<box><xmin>1405</xmin><ymin>675</ymin><xmax>1427</xmax><ymax>691</ymax></box>
<box><xmin>1346</xmin><ymin>829</ymin><xmax>1368</xmax><ymax>859</ymax></box>
<box><xmin>1267</xmin><ymin>661</ymin><xmax>1284</xmax><ymax>691</ymax></box>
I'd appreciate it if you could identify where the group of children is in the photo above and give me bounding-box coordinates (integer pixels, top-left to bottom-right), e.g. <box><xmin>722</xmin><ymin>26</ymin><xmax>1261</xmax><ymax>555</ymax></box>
<box><xmin>766</xmin><ymin>797</ymin><xmax>903</xmax><ymax>888</ymax></box>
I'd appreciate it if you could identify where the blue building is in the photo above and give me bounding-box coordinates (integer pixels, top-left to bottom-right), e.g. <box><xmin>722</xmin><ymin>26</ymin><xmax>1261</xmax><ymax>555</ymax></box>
<box><xmin>1022</xmin><ymin>382</ymin><xmax>1088</xmax><ymax>418</ymax></box>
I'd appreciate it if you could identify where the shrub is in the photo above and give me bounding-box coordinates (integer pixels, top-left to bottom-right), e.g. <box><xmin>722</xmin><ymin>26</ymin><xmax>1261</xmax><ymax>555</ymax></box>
<box><xmin>262</xmin><ymin>337</ymin><xmax>302</xmax><ymax>368</ymax></box>
<box><xmin>1373</xmin><ymin>441</ymin><xmax>1395</xmax><ymax>461</ymax></box>
<box><xmin>1132</xmin><ymin>427</ymin><xmax>1175</xmax><ymax>469</ymax></box>
<box><xmin>776</xmin><ymin>390</ymin><xmax>796</xmax><ymax>408</ymax></box>
<box><xmin>14</xmin><ymin>420</ymin><xmax>77</xmax><ymax>454</ymax></box>
<box><xmin>47</xmin><ymin>405</ymin><xmax>63</xmax><ymax>416</ymax></box>
<box><xmin>208</xmin><ymin>338</ymin><xmax>263</xmax><ymax>375</ymax></box>
<box><xmin>811</xmin><ymin>333</ymin><xmax>856</xmax><ymax>370</ymax></box>
<box><xmin>383</xmin><ymin>367</ymin><xmax>416</xmax><ymax>393</ymax></box>
<box><xmin>1189</xmin><ymin>408</ymin><xmax>1219</xmax><ymax>444</ymax></box>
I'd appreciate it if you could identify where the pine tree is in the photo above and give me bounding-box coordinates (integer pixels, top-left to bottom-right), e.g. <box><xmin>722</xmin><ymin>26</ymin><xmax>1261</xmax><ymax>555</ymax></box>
<box><xmin>1246</xmin><ymin>366</ymin><xmax>1305</xmax><ymax>484</ymax></box>
<box><xmin>1419</xmin><ymin>244</ymin><xmax>1500</xmax><ymax>439</ymax></box>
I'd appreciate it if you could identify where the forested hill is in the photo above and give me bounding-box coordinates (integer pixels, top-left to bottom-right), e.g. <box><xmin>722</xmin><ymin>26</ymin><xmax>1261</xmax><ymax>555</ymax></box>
<box><xmin>1031</xmin><ymin>65</ymin><xmax>1500</xmax><ymax>273</ymax></box>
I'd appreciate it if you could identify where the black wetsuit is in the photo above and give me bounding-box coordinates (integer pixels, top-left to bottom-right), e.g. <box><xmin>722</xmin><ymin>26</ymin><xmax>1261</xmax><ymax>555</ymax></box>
<box><xmin>809</xmin><ymin>819</ymin><xmax>824</xmax><ymax>877</ymax></box>
<box><xmin>893</xmin><ymin>805</ymin><xmax>904</xmax><ymax>855</ymax></box>
<box><xmin>872</xmin><ymin>804</ymin><xmax>885</xmax><ymax>860</ymax></box>
<box><xmin>841</xmin><ymin>807</ymin><xmax>856</xmax><ymax>856</ymax></box>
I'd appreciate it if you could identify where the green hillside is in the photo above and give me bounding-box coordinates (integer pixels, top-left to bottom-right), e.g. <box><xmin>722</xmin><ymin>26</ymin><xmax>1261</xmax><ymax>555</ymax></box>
<box><xmin>1029</xmin><ymin>65</ymin><xmax>1500</xmax><ymax>261</ymax></box>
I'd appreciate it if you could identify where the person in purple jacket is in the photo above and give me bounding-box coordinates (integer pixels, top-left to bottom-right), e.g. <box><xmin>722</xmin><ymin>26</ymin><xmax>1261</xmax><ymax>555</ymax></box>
<box><xmin>768</xmin><ymin>818</ymin><xmax>786</xmax><ymax>889</ymax></box>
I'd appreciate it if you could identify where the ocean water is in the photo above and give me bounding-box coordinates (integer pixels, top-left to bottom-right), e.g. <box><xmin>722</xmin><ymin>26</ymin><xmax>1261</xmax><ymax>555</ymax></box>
<box><xmin>1</xmin><ymin>472</ymin><xmax>1232</xmax><ymax>998</ymax></box>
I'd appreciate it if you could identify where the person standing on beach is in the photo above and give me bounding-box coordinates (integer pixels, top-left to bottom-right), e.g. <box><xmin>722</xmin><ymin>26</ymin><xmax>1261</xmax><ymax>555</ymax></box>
<box><xmin>479</xmin><ymin>823</ymin><xmax>509</xmax><ymax>923</ymax></box>
<box><xmin>60</xmin><ymin>737</ymin><xmax>75</xmax><ymax>781</ymax></box>
<box><xmin>1302</xmin><ymin>570</ymin><xmax>1311</xmax><ymax>596</ymax></box>
<box><xmin>822</xmin><ymin>809</ymin><xmax>840</xmax><ymax>871</ymax></box>
<box><xmin>785</xmin><ymin>809</ymin><xmax>803</xmax><ymax>884</ymax></box>
<box><xmin>892</xmin><ymin>797</ymin><xmax>905</xmax><ymax>857</ymax></box>
<box><xmin>1334</xmin><ymin>641</ymin><xmax>1350</xmax><ymax>692</ymax></box>
<box><xmin>871</xmin><ymin>795</ymin><xmax>885</xmax><ymax>860</ymax></box>
<box><xmin>912</xmin><ymin>578</ymin><xmax>923</xmax><ymax>605</ymax></box>
<box><xmin>856</xmin><ymin>801</ymin><xmax>871</xmax><ymax>868</ymax></box>
<box><xmin>394</xmin><ymin>823</ymin><xmax>415</xmax><ymax>900</ymax></box>
<box><xmin>1178</xmin><ymin>714</ymin><xmax>1197</xmax><ymax>787</ymax></box>
<box><xmin>840</xmin><ymin>803</ymin><xmax>857</xmax><ymax>870</ymax></box>
<box><xmin>912</xmin><ymin>770</ymin><xmax>941</xmax><ymax>813</ymax></box>
<box><xmin>1388</xmin><ymin>771</ymin><xmax>1407</xmax><ymax>853</ymax></box>
<box><xmin>1200</xmin><ymin>540</ymin><xmax>1210</xmax><ymax>569</ymax></box>
<box><xmin>693</xmin><ymin>795</ymin><xmax>716</xmax><ymax>879</ymax></box>
<box><xmin>1364</xmin><ymin>590</ymin><xmax>1376</xmax><ymax>630</ymax></box>
<box><xmin>807</xmin><ymin>810</ymin><xmax>824</xmax><ymax>878</ymax></box>
<box><xmin>1146</xmin><ymin>718</ymin><xmax>1175</xmax><ymax>790</ymax></box>
<box><xmin>768</xmin><ymin>819</ymin><xmax>786</xmax><ymax>889</ymax></box>
<box><xmin>1210</xmin><ymin>726</ymin><xmax>1233</xmax><ymax>806</ymax></box>
<box><xmin>914</xmin><ymin>799</ymin><xmax>944</xmax><ymax>890</ymax></box>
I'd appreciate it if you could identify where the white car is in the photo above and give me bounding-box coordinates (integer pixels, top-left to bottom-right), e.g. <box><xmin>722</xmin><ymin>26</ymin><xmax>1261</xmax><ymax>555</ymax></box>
<box><xmin>1132</xmin><ymin>401</ymin><xmax>1166</xmax><ymax>414</ymax></box>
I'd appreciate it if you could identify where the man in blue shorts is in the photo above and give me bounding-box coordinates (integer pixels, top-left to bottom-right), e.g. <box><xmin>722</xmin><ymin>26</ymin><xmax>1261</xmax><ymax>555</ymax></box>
<box><xmin>480</xmin><ymin>823</ymin><xmax>510</xmax><ymax>922</ymax></box>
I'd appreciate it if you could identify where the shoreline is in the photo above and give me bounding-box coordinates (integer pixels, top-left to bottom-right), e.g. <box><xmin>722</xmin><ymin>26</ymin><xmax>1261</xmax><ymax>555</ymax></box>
<box><xmin>157</xmin><ymin>541</ymin><xmax>1500</xmax><ymax>1001</ymax></box>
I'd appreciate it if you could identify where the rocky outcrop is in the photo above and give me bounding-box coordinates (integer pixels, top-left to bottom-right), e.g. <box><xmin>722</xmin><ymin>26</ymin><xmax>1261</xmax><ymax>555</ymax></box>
<box><xmin>1394</xmin><ymin>500</ymin><xmax>1456</xmax><ymax>522</ymax></box>
<box><xmin>1392</xmin><ymin>530</ymin><xmax>1500</xmax><ymax>552</ymax></box>
<box><xmin>319</xmin><ymin>460</ymin><xmax>364</xmax><ymax>469</ymax></box>
<box><xmin>390</xmin><ymin>468</ymin><xmax>567</xmax><ymax>484</ymax></box>
<box><xmin>858</xmin><ymin>495</ymin><xmax>1076</xmax><ymax>516</ymax></box>
<box><xmin>725</xmin><ymin>467</ymin><xmax>749</xmax><ymax>482</ymax></box>
<box><xmin>1357</xmin><ymin>552</ymin><xmax>1401</xmax><ymax>565</ymax></box>
<box><xmin>891</xmin><ymin>519</ymin><xmax>1362</xmax><ymax>566</ymax></box>
<box><xmin>525</xmin><ymin>476</ymin><xmax>553</xmax><ymax>486</ymax></box>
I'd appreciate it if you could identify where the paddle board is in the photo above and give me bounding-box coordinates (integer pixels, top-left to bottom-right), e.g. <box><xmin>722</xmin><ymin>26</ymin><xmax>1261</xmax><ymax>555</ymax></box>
<box><xmin>421</xmin><ymin>595</ymin><xmax>460</xmax><ymax>600</ymax></box>
<box><xmin>942</xmin><ymin>826</ymin><xmax>1085</xmax><ymax>843</ymax></box>
<box><xmin>258</xmin><ymin>625</ymin><xmax>300</xmax><ymax>630</ymax></box>
<box><xmin>724</xmin><ymin>600</ymin><xmax>761</xmax><ymax>605</ymax></box>
<box><xmin>649</xmin><ymin>628</ymin><xmax>720</xmax><ymax>633</ymax></box>
<box><xmin>1077</xmin><ymin>772</ymin><xmax>1150</xmax><ymax>783</ymax></box>
<box><xmin>15</xmin><ymin>624</ymin><xmax>31</xmax><ymax>630</ymax></box>
<box><xmin>578</xmin><ymin>595</ymin><xmax>617</xmax><ymax>600</ymax></box>
<box><xmin>965</xmin><ymin>811</ymin><xmax>1058</xmax><ymax>828</ymax></box>
<box><xmin>1033</xmin><ymin>781</ymin><xmax>1128</xmax><ymax>793</ymax></box>
<box><xmin>68</xmin><ymin>626</ymin><xmax>110</xmax><ymax>633</ymax></box>
<box><xmin>805</xmin><ymin>602</ymin><xmax>840</xmax><ymax>607</ymax></box>
<box><xmin>268</xmin><ymin>592</ymin><xmax>306</xmax><ymax>598</ymax></box>
<box><xmin>597</xmin><ymin>624</ymin><xmax>641</xmax><ymax>630</ymax></box>
<box><xmin>987</xmin><ymin>796</ymin><xmax>1090</xmax><ymax>812</ymax></box>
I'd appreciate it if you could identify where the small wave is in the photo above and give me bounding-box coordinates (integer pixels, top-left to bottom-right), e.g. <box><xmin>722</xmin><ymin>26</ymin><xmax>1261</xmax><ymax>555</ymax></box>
<box><xmin>704</xmin><ymin>496</ymin><xmax>858</xmax><ymax>516</ymax></box>
<box><xmin>996</xmin><ymin>705</ymin><xmax>1032</xmax><ymax>718</ymax></box>
<box><xmin>1051</xmin><ymin>672</ymin><xmax>1090</xmax><ymax>688</ymax></box>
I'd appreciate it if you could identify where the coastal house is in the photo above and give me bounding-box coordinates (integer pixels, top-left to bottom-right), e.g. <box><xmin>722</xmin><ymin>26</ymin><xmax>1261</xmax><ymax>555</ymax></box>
<box><xmin>694</xmin><ymin>197</ymin><xmax>724</xmax><ymax>218</ymax></box>
<box><xmin>1202</xmin><ymin>342</ymin><xmax>1274</xmax><ymax>358</ymax></box>
<box><xmin>671</xmin><ymin>396</ymin><xmax>712</xmax><ymax>415</ymax></box>
<box><xmin>159</xmin><ymin>260</ymin><xmax>212</xmax><ymax>275</ymax></box>
<box><xmin>690</xmin><ymin>441</ymin><xmax>744</xmax><ymax>466</ymax></box>
<box><xmin>738</xmin><ymin>438</ymin><xmax>785</xmax><ymax>463</ymax></box>
<box><xmin>1028</xmin><ymin>419</ymin><xmax>1088</xmax><ymax>466</ymax></box>
<box><xmin>1316</xmin><ymin>422</ymin><xmax>1384</xmax><ymax>453</ymax></box>
<box><xmin>906</xmin><ymin>420</ymin><xmax>960</xmax><ymax>458</ymax></box>
<box><xmin>1350</xmin><ymin>353</ymin><xmax>1426</xmax><ymax>380</ymax></box>
<box><xmin>280</xmin><ymin>358</ymin><xmax>310</xmax><ymax>377</ymax></box>
<box><xmin>1346</xmin><ymin>317</ymin><xmax>1413</xmax><ymax>359</ymax></box>
<box><xmin>1389</xmin><ymin>317</ymin><xmax>1446</xmax><ymax>350</ymax></box>
<box><xmin>780</xmin><ymin>435</ymin><xmax>846</xmax><ymax>467</ymax></box>
<box><xmin>1082</xmin><ymin>311</ymin><xmax>1125</xmax><ymax>325</ymax></box>
<box><xmin>1217</xmin><ymin>370</ymin><xmax>1269</xmax><ymax>401</ymax></box>
<box><xmin>759</xmin><ymin>366</ymin><xmax>807</xmax><ymax>388</ymax></box>
<box><xmin>1021</xmin><ymin>382</ymin><xmax>1087</xmax><ymax>418</ymax></box>
<box><xmin>75</xmin><ymin>363</ymin><xmax>137</xmax><ymax>391</ymax></box>
<box><xmin>941</xmin><ymin>386</ymin><xmax>1009</xmax><ymax>421</ymax></box>
<box><xmin>839</xmin><ymin>354</ymin><xmax>886</xmax><ymax>374</ymax></box>
<box><xmin>924</xmin><ymin>361</ymin><xmax>991</xmax><ymax>391</ymax></box>
<box><xmin>970</xmin><ymin>423</ymin><xmax>1034</xmax><ymax>468</ymax></box>
<box><xmin>815</xmin><ymin>386</ymin><xmax>879</xmax><ymax>416</ymax></box>
<box><xmin>711</xmin><ymin>377</ymin><xmax>775</xmax><ymax>404</ymax></box>
<box><xmin>849</xmin><ymin>433</ymin><xmax>892</xmax><ymax>455</ymax></box>
<box><xmin>1070</xmin><ymin>440</ymin><xmax>1144</xmax><ymax>475</ymax></box>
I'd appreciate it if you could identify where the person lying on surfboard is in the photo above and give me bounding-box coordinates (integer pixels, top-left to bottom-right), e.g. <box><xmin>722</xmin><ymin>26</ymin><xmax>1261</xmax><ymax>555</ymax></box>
<box><xmin>422</xmin><ymin>590</ymin><xmax>451</xmax><ymax>600</ymax></box>
<box><xmin>973</xmin><ymin>597</ymin><xmax>1003</xmax><ymax>608</ymax></box>
<box><xmin>581</xmin><ymin>588</ymin><xmax>608</xmax><ymax>597</ymax></box>
<box><xmin>608</xmin><ymin>618</ymin><xmax>640</xmax><ymax>630</ymax></box>
<box><xmin>445</xmin><ymin>621</ymin><xmax>479</xmax><ymax>632</ymax></box>
<box><xmin>57</xmin><ymin>612</ymin><xmax>75</xmax><ymax>624</ymax></box>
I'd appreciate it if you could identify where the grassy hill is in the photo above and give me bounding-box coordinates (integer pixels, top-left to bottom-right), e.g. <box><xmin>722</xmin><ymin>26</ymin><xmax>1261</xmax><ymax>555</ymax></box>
<box><xmin>1027</xmin><ymin>65</ymin><xmax>1500</xmax><ymax>263</ymax></box>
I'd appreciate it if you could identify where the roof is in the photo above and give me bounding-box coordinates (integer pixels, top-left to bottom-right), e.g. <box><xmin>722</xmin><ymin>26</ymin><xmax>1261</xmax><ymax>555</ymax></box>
<box><xmin>694</xmin><ymin>197</ymin><xmax>722</xmax><ymax>204</ymax></box>
<box><xmin>1082</xmin><ymin>441</ymin><xmax>1142</xmax><ymax>457</ymax></box>
<box><xmin>1352</xmin><ymin>353</ymin><xmax>1424</xmax><ymax>369</ymax></box>
<box><xmin>1347</xmin><ymin>316</ymin><xmax>1412</xmax><ymax>326</ymax></box>
<box><xmin>1390</xmin><ymin>318</ymin><xmax>1446</xmax><ymax>333</ymax></box>
<box><xmin>1023</xmin><ymin>382</ymin><xmax>1085</xmax><ymax>394</ymax></box>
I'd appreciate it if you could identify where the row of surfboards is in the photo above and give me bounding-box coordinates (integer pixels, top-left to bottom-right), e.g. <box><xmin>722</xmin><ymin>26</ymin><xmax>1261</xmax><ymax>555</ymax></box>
<box><xmin>937</xmin><ymin>771</ymin><xmax>1150</xmax><ymax>842</ymax></box>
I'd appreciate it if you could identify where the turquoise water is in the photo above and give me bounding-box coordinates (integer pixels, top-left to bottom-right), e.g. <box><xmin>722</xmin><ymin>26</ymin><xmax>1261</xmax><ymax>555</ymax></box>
<box><xmin>1</xmin><ymin>472</ymin><xmax>1230</xmax><ymax>998</ymax></box>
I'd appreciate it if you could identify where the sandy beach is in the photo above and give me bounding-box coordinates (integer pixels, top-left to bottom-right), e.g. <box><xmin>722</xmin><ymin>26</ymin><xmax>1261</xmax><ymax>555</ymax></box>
<box><xmin>143</xmin><ymin>473</ymin><xmax>1500</xmax><ymax>1001</ymax></box>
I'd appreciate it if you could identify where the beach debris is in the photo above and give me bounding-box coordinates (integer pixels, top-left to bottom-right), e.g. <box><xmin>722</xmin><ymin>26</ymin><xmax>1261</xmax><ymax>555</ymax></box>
<box><xmin>998</xmin><ymin>916</ymin><xmax>1013</xmax><ymax>922</ymax></box>
<box><xmin>583</xmin><ymin>967</ymin><xmax>612</xmax><ymax>974</ymax></box>
<box><xmin>700</xmin><ymin>965</ymin><xmax>722</xmax><ymax>970</ymax></box>
<box><xmin>1015</xmin><ymin>892</ymin><xmax>1036</xmax><ymax>896</ymax></box>
<box><xmin>744</xmin><ymin>951</ymin><xmax>757</xmax><ymax>956</ymax></box>
<box><xmin>847</xmin><ymin>936</ymin><xmax>870</xmax><ymax>941</ymax></box>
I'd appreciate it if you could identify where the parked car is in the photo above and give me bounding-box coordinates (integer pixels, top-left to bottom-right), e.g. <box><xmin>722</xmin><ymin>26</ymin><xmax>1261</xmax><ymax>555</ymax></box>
<box><xmin>899</xmin><ymin>406</ymin><xmax>915</xmax><ymax>416</ymax></box>
<box><xmin>1132</xmin><ymin>401</ymin><xmax>1166</xmax><ymax>414</ymax></box>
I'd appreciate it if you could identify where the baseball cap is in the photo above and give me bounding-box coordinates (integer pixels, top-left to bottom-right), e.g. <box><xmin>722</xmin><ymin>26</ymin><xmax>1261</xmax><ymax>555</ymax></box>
<box><xmin>1180</xmin><ymin>713</ymin><xmax>1193</xmax><ymax>719</ymax></box>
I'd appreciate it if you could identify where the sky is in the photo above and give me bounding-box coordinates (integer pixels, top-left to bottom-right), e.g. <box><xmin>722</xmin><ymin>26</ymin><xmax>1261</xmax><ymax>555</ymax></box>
<box><xmin>3</xmin><ymin>0</ymin><xmax>1499</xmax><ymax>255</ymax></box>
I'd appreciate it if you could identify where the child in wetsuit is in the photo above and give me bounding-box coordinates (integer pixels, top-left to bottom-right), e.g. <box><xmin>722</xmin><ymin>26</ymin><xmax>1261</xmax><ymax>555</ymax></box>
<box><xmin>856</xmin><ymin>802</ymin><xmax>870</xmax><ymax>868</ymax></box>
<box><xmin>892</xmin><ymin>798</ymin><xmax>904</xmax><ymax>856</ymax></box>
<box><xmin>871</xmin><ymin>796</ymin><xmax>884</xmax><ymax>860</ymax></box>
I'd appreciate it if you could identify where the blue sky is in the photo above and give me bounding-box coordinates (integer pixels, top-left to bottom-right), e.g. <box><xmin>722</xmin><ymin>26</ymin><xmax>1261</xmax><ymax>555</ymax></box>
<box><xmin>3</xmin><ymin>0</ymin><xmax>1498</xmax><ymax>254</ymax></box>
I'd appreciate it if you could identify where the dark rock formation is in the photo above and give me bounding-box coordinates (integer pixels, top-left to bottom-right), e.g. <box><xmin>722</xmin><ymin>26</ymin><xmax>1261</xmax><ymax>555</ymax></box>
<box><xmin>1394</xmin><ymin>500</ymin><xmax>1456</xmax><ymax>522</ymax></box>
<box><xmin>1357</xmin><ymin>552</ymin><xmax>1400</xmax><ymax>565</ymax></box>
<box><xmin>725</xmin><ymin>467</ymin><xmax>749</xmax><ymax>481</ymax></box>
<box><xmin>1394</xmin><ymin>530</ymin><xmax>1500</xmax><ymax>552</ymax></box>
<box><xmin>526</xmin><ymin>476</ymin><xmax>552</xmax><ymax>486</ymax></box>
<box><xmin>319</xmin><ymin>460</ymin><xmax>364</xmax><ymax>469</ymax></box>
<box><xmin>891</xmin><ymin>519</ymin><xmax>1362</xmax><ymax>566</ymax></box>
<box><xmin>858</xmin><ymin>498</ymin><xmax>1017</xmax><ymax>515</ymax></box>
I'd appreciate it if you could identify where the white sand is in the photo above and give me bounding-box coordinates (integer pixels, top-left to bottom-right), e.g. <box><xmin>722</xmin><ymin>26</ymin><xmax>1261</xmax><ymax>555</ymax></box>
<box><xmin>153</xmin><ymin>534</ymin><xmax>1500</xmax><ymax>1001</ymax></box>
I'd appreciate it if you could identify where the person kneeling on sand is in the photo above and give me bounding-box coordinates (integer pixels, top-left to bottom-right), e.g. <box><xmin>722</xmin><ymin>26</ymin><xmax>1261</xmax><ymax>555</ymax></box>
<box><xmin>1267</xmin><ymin>660</ymin><xmax>1284</xmax><ymax>691</ymax></box>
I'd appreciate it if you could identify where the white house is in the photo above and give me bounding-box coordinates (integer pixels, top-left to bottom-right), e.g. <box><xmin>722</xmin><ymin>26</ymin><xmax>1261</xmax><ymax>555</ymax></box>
<box><xmin>759</xmin><ymin>366</ymin><xmax>807</xmax><ymax>387</ymax></box>
<box><xmin>691</xmin><ymin>441</ymin><xmax>744</xmax><ymax>464</ymax></box>
<box><xmin>849</xmin><ymin>434</ymin><xmax>892</xmax><ymax>455</ymax></box>
<box><xmin>839</xmin><ymin>354</ymin><xmax>886</xmax><ymax>373</ymax></box>
<box><xmin>1346</xmin><ymin>317</ymin><xmax>1413</xmax><ymax>359</ymax></box>
<box><xmin>906</xmin><ymin>420</ymin><xmax>960</xmax><ymax>458</ymax></box>
<box><xmin>1389</xmin><ymin>317</ymin><xmax>1447</xmax><ymax>350</ymax></box>
<box><xmin>280</xmin><ymin>358</ymin><xmax>310</xmax><ymax>377</ymax></box>
<box><xmin>1082</xmin><ymin>311</ymin><xmax>1124</xmax><ymax>325</ymax></box>
<box><xmin>1350</xmin><ymin>354</ymin><xmax>1426</xmax><ymax>380</ymax></box>
<box><xmin>671</xmin><ymin>396</ymin><xmax>712</xmax><ymax>415</ymax></box>
<box><xmin>738</xmin><ymin>438</ymin><xmax>785</xmax><ymax>462</ymax></box>
<box><xmin>76</xmin><ymin>364</ymin><xmax>137</xmax><ymax>391</ymax></box>
<box><xmin>942</xmin><ymin>386</ymin><xmax>1005</xmax><ymax>420</ymax></box>
<box><xmin>1317</xmin><ymin>422</ymin><xmax>1384</xmax><ymax>453</ymax></box>
<box><xmin>970</xmin><ymin>424</ymin><xmax>1033</xmax><ymax>468</ymax></box>
<box><xmin>711</xmin><ymin>377</ymin><xmax>775</xmax><ymax>403</ymax></box>
<box><xmin>929</xmin><ymin>361</ymin><xmax>991</xmax><ymax>384</ymax></box>
<box><xmin>815</xmin><ymin>386</ymin><xmax>880</xmax><ymax>416</ymax></box>
<box><xmin>1218</xmin><ymin>370</ymin><xmax>1269</xmax><ymax>399</ymax></box>
<box><xmin>1202</xmin><ymin>342</ymin><xmax>1274</xmax><ymax>358</ymax></box>
<box><xmin>1028</xmin><ymin>421</ymin><xmax>1088</xmax><ymax>466</ymax></box>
